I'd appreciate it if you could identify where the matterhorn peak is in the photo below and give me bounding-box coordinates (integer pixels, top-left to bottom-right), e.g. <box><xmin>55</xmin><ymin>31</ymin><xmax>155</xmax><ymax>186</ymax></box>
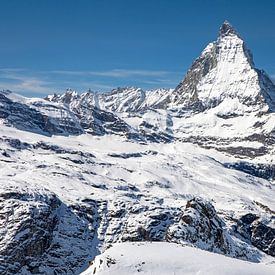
<box><xmin>173</xmin><ymin>21</ymin><xmax>275</xmax><ymax>113</ymax></box>
<box><xmin>219</xmin><ymin>20</ymin><xmax>239</xmax><ymax>37</ymax></box>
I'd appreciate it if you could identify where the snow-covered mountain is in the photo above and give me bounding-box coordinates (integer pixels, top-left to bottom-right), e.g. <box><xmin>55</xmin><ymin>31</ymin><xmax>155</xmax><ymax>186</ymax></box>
<box><xmin>47</xmin><ymin>22</ymin><xmax>275</xmax><ymax>114</ymax></box>
<box><xmin>0</xmin><ymin>21</ymin><xmax>274</xmax><ymax>274</ymax></box>
<box><xmin>173</xmin><ymin>21</ymin><xmax>275</xmax><ymax>112</ymax></box>
<box><xmin>44</xmin><ymin>21</ymin><xmax>275</xmax><ymax>158</ymax></box>
<box><xmin>46</xmin><ymin>87</ymin><xmax>174</xmax><ymax>113</ymax></box>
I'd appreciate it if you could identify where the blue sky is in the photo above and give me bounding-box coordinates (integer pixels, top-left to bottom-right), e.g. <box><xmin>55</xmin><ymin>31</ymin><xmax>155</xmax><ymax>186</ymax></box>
<box><xmin>0</xmin><ymin>0</ymin><xmax>274</xmax><ymax>97</ymax></box>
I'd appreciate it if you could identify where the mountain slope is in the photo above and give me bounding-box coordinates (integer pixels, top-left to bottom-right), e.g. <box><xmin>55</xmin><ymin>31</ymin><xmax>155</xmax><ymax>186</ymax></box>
<box><xmin>0</xmin><ymin>90</ymin><xmax>137</xmax><ymax>138</ymax></box>
<box><xmin>0</xmin><ymin>125</ymin><xmax>274</xmax><ymax>274</ymax></box>
<box><xmin>82</xmin><ymin>242</ymin><xmax>275</xmax><ymax>275</ymax></box>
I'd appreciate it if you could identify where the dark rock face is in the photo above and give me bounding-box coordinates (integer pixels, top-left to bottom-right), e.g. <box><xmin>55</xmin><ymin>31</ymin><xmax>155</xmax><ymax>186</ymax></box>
<box><xmin>0</xmin><ymin>186</ymin><xmax>102</xmax><ymax>274</ymax></box>
<box><xmin>166</xmin><ymin>198</ymin><xmax>230</xmax><ymax>254</ymax></box>
<box><xmin>180</xmin><ymin>135</ymin><xmax>274</xmax><ymax>159</ymax></box>
<box><xmin>257</xmin><ymin>69</ymin><xmax>275</xmax><ymax>112</ymax></box>
<box><xmin>0</xmin><ymin>137</ymin><xmax>32</xmax><ymax>150</ymax></box>
<box><xmin>236</xmin><ymin>213</ymin><xmax>275</xmax><ymax>256</ymax></box>
<box><xmin>108</xmin><ymin>150</ymin><xmax>157</xmax><ymax>159</ymax></box>
<box><xmin>0</xmin><ymin>91</ymin><xmax>136</xmax><ymax>138</ymax></box>
<box><xmin>173</xmin><ymin>42</ymin><xmax>217</xmax><ymax>110</ymax></box>
<box><xmin>138</xmin><ymin>121</ymin><xmax>174</xmax><ymax>143</ymax></box>
<box><xmin>37</xmin><ymin>199</ymin><xmax>100</xmax><ymax>275</ymax></box>
<box><xmin>108</xmin><ymin>152</ymin><xmax>143</xmax><ymax>159</ymax></box>
<box><xmin>236</xmin><ymin>213</ymin><xmax>259</xmax><ymax>240</ymax></box>
<box><xmin>108</xmin><ymin>198</ymin><xmax>260</xmax><ymax>261</ymax></box>
<box><xmin>0</xmin><ymin>183</ymin><xmax>269</xmax><ymax>274</ymax></box>
<box><xmin>251</xmin><ymin>222</ymin><xmax>275</xmax><ymax>256</ymax></box>
<box><xmin>219</xmin><ymin>21</ymin><xmax>238</xmax><ymax>37</ymax></box>
<box><xmin>0</xmin><ymin>93</ymin><xmax>83</xmax><ymax>136</ymax></box>
<box><xmin>225</xmin><ymin>162</ymin><xmax>275</xmax><ymax>180</ymax></box>
<box><xmin>0</xmin><ymin>189</ymin><xmax>61</xmax><ymax>274</ymax></box>
<box><xmin>47</xmin><ymin>90</ymin><xmax>136</xmax><ymax>137</ymax></box>
<box><xmin>74</xmin><ymin>105</ymin><xmax>132</xmax><ymax>136</ymax></box>
<box><xmin>120</xmin><ymin>208</ymin><xmax>176</xmax><ymax>242</ymax></box>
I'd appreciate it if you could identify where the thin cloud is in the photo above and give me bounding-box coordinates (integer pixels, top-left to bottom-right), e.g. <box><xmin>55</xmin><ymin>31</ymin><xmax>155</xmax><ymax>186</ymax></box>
<box><xmin>0</xmin><ymin>80</ymin><xmax>51</xmax><ymax>94</ymax></box>
<box><xmin>0</xmin><ymin>68</ymin><xmax>26</xmax><ymax>73</ymax></box>
<box><xmin>52</xmin><ymin>69</ymin><xmax>179</xmax><ymax>78</ymax></box>
<box><xmin>0</xmin><ymin>69</ymin><xmax>53</xmax><ymax>94</ymax></box>
<box><xmin>60</xmin><ymin>80</ymin><xmax>115</xmax><ymax>91</ymax></box>
<box><xmin>141</xmin><ymin>79</ymin><xmax>178</xmax><ymax>86</ymax></box>
<box><xmin>0</xmin><ymin>67</ymin><xmax>181</xmax><ymax>96</ymax></box>
<box><xmin>0</xmin><ymin>69</ymin><xmax>115</xmax><ymax>95</ymax></box>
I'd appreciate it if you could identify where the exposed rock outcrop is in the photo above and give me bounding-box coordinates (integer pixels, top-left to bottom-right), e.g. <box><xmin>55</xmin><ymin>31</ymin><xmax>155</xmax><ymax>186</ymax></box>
<box><xmin>236</xmin><ymin>213</ymin><xmax>275</xmax><ymax>257</ymax></box>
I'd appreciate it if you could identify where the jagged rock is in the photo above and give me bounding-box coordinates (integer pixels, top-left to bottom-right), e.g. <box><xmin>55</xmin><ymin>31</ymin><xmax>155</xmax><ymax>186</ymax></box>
<box><xmin>0</xmin><ymin>184</ymin><xmax>103</xmax><ymax>274</ymax></box>
<box><xmin>120</xmin><ymin>208</ymin><xmax>175</xmax><ymax>242</ymax></box>
<box><xmin>0</xmin><ymin>92</ymin><xmax>82</xmax><ymax>136</ymax></box>
<box><xmin>0</xmin><ymin>187</ymin><xmax>61</xmax><ymax>274</ymax></box>
<box><xmin>251</xmin><ymin>222</ymin><xmax>275</xmax><ymax>256</ymax></box>
<box><xmin>166</xmin><ymin>198</ymin><xmax>230</xmax><ymax>254</ymax></box>
<box><xmin>236</xmin><ymin>213</ymin><xmax>275</xmax><ymax>256</ymax></box>
<box><xmin>219</xmin><ymin>20</ymin><xmax>239</xmax><ymax>37</ymax></box>
<box><xmin>46</xmin><ymin>87</ymin><xmax>174</xmax><ymax>113</ymax></box>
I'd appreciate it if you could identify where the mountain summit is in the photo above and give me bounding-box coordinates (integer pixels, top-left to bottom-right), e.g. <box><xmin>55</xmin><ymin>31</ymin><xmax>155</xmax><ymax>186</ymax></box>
<box><xmin>219</xmin><ymin>20</ymin><xmax>239</xmax><ymax>37</ymax></box>
<box><xmin>173</xmin><ymin>21</ymin><xmax>275</xmax><ymax>112</ymax></box>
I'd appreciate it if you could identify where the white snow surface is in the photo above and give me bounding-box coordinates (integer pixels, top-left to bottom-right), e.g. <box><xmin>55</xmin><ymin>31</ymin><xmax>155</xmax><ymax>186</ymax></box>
<box><xmin>82</xmin><ymin>242</ymin><xmax>275</xmax><ymax>275</ymax></box>
<box><xmin>0</xmin><ymin>124</ymin><xmax>273</xmax><ymax>213</ymax></box>
<box><xmin>197</xmin><ymin>35</ymin><xmax>261</xmax><ymax>106</ymax></box>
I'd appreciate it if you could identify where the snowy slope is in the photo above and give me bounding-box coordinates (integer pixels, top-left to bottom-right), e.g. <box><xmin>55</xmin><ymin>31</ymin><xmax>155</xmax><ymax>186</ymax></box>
<box><xmin>82</xmin><ymin>242</ymin><xmax>275</xmax><ymax>275</ymax></box>
<box><xmin>0</xmin><ymin>124</ymin><xmax>274</xmax><ymax>273</ymax></box>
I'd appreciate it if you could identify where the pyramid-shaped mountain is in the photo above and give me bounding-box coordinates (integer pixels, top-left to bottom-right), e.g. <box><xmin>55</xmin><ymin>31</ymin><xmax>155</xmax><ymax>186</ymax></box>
<box><xmin>172</xmin><ymin>21</ymin><xmax>275</xmax><ymax>112</ymax></box>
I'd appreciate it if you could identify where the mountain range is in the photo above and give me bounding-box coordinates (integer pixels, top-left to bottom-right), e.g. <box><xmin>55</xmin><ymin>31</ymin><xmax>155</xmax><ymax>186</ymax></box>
<box><xmin>0</xmin><ymin>21</ymin><xmax>274</xmax><ymax>274</ymax></box>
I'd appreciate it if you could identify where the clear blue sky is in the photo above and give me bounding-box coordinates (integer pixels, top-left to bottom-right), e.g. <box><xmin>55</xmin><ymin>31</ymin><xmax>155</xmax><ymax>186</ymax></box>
<box><xmin>0</xmin><ymin>0</ymin><xmax>274</xmax><ymax>96</ymax></box>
